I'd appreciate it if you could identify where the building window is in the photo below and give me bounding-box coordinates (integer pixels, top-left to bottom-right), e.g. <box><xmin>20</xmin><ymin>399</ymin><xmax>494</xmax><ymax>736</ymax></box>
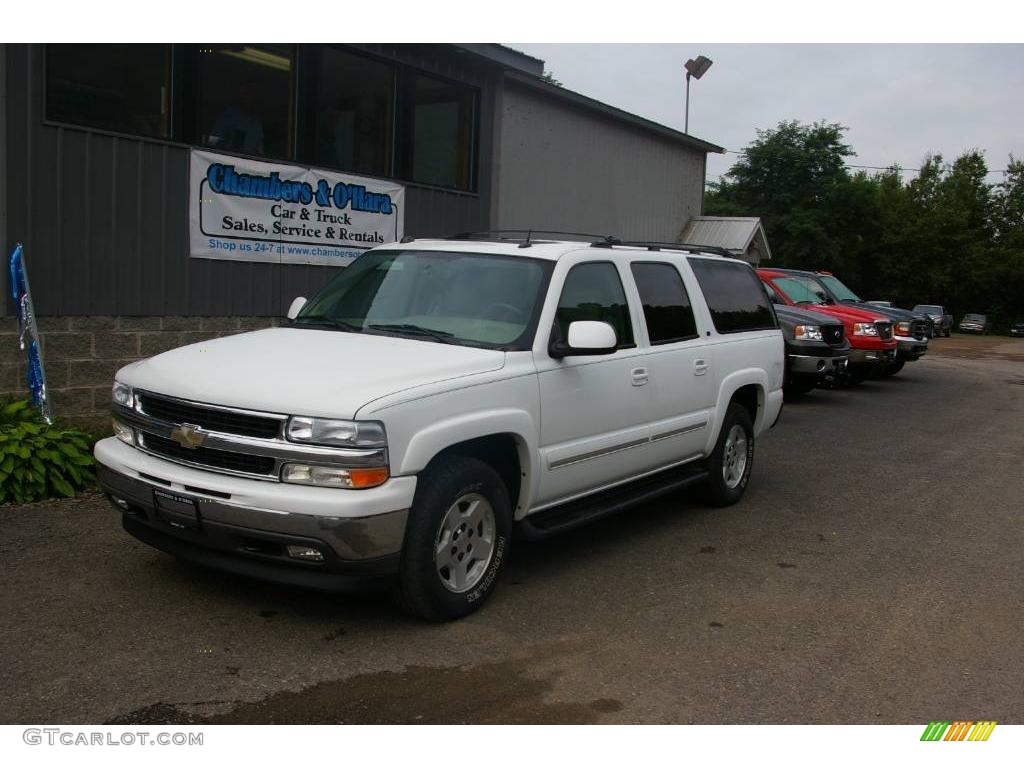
<box><xmin>196</xmin><ymin>44</ymin><xmax>294</xmax><ymax>159</ymax></box>
<box><xmin>46</xmin><ymin>44</ymin><xmax>170</xmax><ymax>138</ymax></box>
<box><xmin>630</xmin><ymin>263</ymin><xmax>699</xmax><ymax>344</ymax></box>
<box><xmin>411</xmin><ymin>74</ymin><xmax>476</xmax><ymax>190</ymax></box>
<box><xmin>307</xmin><ymin>47</ymin><xmax>395</xmax><ymax>177</ymax></box>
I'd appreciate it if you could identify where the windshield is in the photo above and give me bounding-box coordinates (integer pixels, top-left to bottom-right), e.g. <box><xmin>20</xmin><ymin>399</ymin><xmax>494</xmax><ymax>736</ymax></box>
<box><xmin>914</xmin><ymin>305</ymin><xmax>941</xmax><ymax>314</ymax></box>
<box><xmin>773</xmin><ymin>276</ymin><xmax>830</xmax><ymax>306</ymax></box>
<box><xmin>294</xmin><ymin>249</ymin><xmax>552</xmax><ymax>350</ymax></box>
<box><xmin>964</xmin><ymin>313</ymin><xmax>986</xmax><ymax>322</ymax></box>
<box><xmin>817</xmin><ymin>275</ymin><xmax>861</xmax><ymax>302</ymax></box>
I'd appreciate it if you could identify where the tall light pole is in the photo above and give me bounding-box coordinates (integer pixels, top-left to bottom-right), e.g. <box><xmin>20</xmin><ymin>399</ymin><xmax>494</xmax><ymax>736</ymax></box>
<box><xmin>684</xmin><ymin>55</ymin><xmax>713</xmax><ymax>134</ymax></box>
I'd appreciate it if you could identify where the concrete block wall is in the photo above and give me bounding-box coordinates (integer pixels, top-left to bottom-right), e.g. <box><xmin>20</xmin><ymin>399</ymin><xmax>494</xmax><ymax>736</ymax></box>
<box><xmin>0</xmin><ymin>316</ymin><xmax>281</xmax><ymax>431</ymax></box>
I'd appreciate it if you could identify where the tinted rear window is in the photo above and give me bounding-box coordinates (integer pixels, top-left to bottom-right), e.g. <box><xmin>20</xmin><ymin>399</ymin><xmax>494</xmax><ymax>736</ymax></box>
<box><xmin>630</xmin><ymin>262</ymin><xmax>698</xmax><ymax>344</ymax></box>
<box><xmin>688</xmin><ymin>258</ymin><xmax>777</xmax><ymax>334</ymax></box>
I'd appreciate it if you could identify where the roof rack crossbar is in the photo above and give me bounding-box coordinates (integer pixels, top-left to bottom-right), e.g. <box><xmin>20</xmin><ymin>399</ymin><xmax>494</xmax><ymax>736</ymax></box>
<box><xmin>613</xmin><ymin>241</ymin><xmax>735</xmax><ymax>258</ymax></box>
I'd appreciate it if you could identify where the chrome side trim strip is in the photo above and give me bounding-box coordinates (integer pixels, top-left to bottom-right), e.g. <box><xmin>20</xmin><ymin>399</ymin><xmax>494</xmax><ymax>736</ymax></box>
<box><xmin>651</xmin><ymin>421</ymin><xmax>708</xmax><ymax>443</ymax></box>
<box><xmin>548</xmin><ymin>438</ymin><xmax>651</xmax><ymax>470</ymax></box>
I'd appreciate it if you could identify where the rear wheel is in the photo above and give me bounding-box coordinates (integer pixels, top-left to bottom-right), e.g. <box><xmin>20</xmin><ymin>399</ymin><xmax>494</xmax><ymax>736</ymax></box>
<box><xmin>944</xmin><ymin>328</ymin><xmax>951</xmax><ymax>338</ymax></box>
<box><xmin>395</xmin><ymin>456</ymin><xmax>512</xmax><ymax>621</ymax></box>
<box><xmin>702</xmin><ymin>403</ymin><xmax>755</xmax><ymax>507</ymax></box>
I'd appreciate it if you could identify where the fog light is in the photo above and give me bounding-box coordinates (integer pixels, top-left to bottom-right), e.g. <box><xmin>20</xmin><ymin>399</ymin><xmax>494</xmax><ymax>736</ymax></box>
<box><xmin>286</xmin><ymin>545</ymin><xmax>324</xmax><ymax>562</ymax></box>
<box><xmin>816</xmin><ymin>360</ymin><xmax>826</xmax><ymax>371</ymax></box>
<box><xmin>112</xmin><ymin>418</ymin><xmax>134</xmax><ymax>445</ymax></box>
<box><xmin>110</xmin><ymin>495</ymin><xmax>130</xmax><ymax>510</ymax></box>
<box><xmin>280</xmin><ymin>463</ymin><xmax>389</xmax><ymax>489</ymax></box>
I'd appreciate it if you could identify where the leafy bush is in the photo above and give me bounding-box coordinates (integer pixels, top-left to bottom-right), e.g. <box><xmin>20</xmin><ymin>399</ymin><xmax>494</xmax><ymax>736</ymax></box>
<box><xmin>0</xmin><ymin>400</ymin><xmax>96</xmax><ymax>503</ymax></box>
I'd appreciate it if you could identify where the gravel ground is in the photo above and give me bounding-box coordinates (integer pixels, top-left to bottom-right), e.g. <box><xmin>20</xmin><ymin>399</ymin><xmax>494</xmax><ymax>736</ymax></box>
<box><xmin>1</xmin><ymin>335</ymin><xmax>1022</xmax><ymax>724</ymax></box>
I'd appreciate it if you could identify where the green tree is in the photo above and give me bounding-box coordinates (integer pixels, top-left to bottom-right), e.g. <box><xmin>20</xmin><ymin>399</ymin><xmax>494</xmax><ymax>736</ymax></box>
<box><xmin>705</xmin><ymin>120</ymin><xmax>859</xmax><ymax>270</ymax></box>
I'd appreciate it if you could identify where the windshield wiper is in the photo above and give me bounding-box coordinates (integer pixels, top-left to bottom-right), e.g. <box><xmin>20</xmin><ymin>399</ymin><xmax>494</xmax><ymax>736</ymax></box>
<box><xmin>367</xmin><ymin>323</ymin><xmax>456</xmax><ymax>344</ymax></box>
<box><xmin>291</xmin><ymin>315</ymin><xmax>360</xmax><ymax>332</ymax></box>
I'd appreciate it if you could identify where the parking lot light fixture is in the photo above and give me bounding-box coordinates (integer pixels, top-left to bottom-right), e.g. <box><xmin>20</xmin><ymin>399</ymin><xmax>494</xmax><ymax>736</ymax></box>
<box><xmin>684</xmin><ymin>55</ymin><xmax>713</xmax><ymax>134</ymax></box>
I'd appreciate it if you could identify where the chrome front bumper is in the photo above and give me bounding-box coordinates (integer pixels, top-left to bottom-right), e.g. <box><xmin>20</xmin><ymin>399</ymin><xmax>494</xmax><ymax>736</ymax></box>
<box><xmin>788</xmin><ymin>353</ymin><xmax>849</xmax><ymax>375</ymax></box>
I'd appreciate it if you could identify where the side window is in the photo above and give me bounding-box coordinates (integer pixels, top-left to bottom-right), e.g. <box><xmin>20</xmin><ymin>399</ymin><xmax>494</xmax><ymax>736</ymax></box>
<box><xmin>555</xmin><ymin>263</ymin><xmax>634</xmax><ymax>349</ymax></box>
<box><xmin>687</xmin><ymin>258</ymin><xmax>777</xmax><ymax>334</ymax></box>
<box><xmin>630</xmin><ymin>263</ymin><xmax>699</xmax><ymax>344</ymax></box>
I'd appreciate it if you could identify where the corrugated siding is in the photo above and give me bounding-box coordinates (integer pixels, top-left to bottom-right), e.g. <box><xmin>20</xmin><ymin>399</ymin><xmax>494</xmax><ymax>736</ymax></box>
<box><xmin>3</xmin><ymin>44</ymin><xmax>494</xmax><ymax>317</ymax></box>
<box><xmin>680</xmin><ymin>218</ymin><xmax>759</xmax><ymax>252</ymax></box>
<box><xmin>496</xmin><ymin>80</ymin><xmax>706</xmax><ymax>241</ymax></box>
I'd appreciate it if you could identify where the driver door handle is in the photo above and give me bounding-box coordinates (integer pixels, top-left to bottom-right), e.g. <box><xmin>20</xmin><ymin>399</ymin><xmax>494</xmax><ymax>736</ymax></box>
<box><xmin>631</xmin><ymin>367</ymin><xmax>649</xmax><ymax>386</ymax></box>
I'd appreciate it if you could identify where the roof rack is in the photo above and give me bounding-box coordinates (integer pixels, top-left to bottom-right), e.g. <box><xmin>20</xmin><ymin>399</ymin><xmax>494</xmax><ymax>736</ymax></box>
<box><xmin>613</xmin><ymin>241</ymin><xmax>735</xmax><ymax>258</ymax></box>
<box><xmin>441</xmin><ymin>230</ymin><xmax>622</xmax><ymax>249</ymax></box>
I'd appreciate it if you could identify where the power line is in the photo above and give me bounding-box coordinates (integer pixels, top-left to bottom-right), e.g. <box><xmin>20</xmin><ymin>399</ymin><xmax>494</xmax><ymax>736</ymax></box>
<box><xmin>712</xmin><ymin>149</ymin><xmax>1013</xmax><ymax>177</ymax></box>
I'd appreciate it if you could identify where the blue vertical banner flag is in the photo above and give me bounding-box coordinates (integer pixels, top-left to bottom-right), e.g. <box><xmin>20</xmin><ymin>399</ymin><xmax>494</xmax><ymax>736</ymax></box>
<box><xmin>8</xmin><ymin>244</ymin><xmax>53</xmax><ymax>424</ymax></box>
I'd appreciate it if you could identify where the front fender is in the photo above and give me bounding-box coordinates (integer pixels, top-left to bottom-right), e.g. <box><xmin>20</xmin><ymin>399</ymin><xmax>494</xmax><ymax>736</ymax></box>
<box><xmin>398</xmin><ymin>409</ymin><xmax>540</xmax><ymax>513</ymax></box>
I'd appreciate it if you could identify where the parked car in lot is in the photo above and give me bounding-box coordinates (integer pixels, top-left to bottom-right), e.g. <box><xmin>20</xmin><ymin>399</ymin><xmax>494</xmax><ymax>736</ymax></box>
<box><xmin>783</xmin><ymin>270</ymin><xmax>928</xmax><ymax>375</ymax></box>
<box><xmin>913</xmin><ymin>304</ymin><xmax>953</xmax><ymax>337</ymax></box>
<box><xmin>762</xmin><ymin>283</ymin><xmax>850</xmax><ymax>395</ymax></box>
<box><xmin>958</xmin><ymin>313</ymin><xmax>991</xmax><ymax>334</ymax></box>
<box><xmin>95</xmin><ymin>235</ymin><xmax>785</xmax><ymax>620</ymax></box>
<box><xmin>758</xmin><ymin>269</ymin><xmax>896</xmax><ymax>383</ymax></box>
<box><xmin>1011</xmin><ymin>321</ymin><xmax>1024</xmax><ymax>338</ymax></box>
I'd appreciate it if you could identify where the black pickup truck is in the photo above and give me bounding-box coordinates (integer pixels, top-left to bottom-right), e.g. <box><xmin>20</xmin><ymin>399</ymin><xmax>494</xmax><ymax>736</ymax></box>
<box><xmin>772</xmin><ymin>303</ymin><xmax>851</xmax><ymax>395</ymax></box>
<box><xmin>775</xmin><ymin>269</ymin><xmax>929</xmax><ymax>376</ymax></box>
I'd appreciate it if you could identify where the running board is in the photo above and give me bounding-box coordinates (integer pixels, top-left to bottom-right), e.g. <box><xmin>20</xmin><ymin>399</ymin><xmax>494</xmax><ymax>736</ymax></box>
<box><xmin>517</xmin><ymin>463</ymin><xmax>709</xmax><ymax>540</ymax></box>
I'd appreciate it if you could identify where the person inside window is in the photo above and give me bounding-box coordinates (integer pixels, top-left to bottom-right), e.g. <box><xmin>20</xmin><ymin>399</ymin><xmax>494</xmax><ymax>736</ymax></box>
<box><xmin>208</xmin><ymin>82</ymin><xmax>264</xmax><ymax>155</ymax></box>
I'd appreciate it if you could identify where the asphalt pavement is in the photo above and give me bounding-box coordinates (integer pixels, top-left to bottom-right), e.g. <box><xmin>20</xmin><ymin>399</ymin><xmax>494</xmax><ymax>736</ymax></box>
<box><xmin>2</xmin><ymin>335</ymin><xmax>1022</xmax><ymax>724</ymax></box>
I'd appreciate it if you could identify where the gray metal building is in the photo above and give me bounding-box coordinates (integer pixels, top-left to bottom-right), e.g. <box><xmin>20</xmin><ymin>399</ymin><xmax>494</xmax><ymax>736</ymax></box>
<box><xmin>0</xmin><ymin>43</ymin><xmax>723</xmax><ymax>426</ymax></box>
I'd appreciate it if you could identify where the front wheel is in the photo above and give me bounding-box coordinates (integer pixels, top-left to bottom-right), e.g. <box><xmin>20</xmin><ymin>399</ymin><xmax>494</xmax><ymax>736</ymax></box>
<box><xmin>879</xmin><ymin>359</ymin><xmax>905</xmax><ymax>377</ymax></box>
<box><xmin>702</xmin><ymin>404</ymin><xmax>755</xmax><ymax>507</ymax></box>
<box><xmin>395</xmin><ymin>456</ymin><xmax>512</xmax><ymax>621</ymax></box>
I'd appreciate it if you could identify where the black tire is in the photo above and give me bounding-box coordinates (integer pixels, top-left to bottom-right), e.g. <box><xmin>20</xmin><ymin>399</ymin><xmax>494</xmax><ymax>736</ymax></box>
<box><xmin>944</xmin><ymin>328</ymin><xmax>951</xmax><ymax>338</ymax></box>
<box><xmin>879</xmin><ymin>359</ymin><xmax>905</xmax><ymax>377</ymax></box>
<box><xmin>702</xmin><ymin>403</ymin><xmax>755</xmax><ymax>508</ymax></box>
<box><xmin>846</xmin><ymin>365</ymin><xmax>870</xmax><ymax>385</ymax></box>
<box><xmin>395</xmin><ymin>455</ymin><xmax>512</xmax><ymax>621</ymax></box>
<box><xmin>784</xmin><ymin>376</ymin><xmax>817</xmax><ymax>398</ymax></box>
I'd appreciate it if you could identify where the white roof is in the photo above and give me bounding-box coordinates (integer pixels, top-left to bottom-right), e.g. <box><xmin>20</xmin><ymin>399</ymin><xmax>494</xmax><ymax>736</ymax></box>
<box><xmin>382</xmin><ymin>237</ymin><xmax>741</xmax><ymax>263</ymax></box>
<box><xmin>679</xmin><ymin>217</ymin><xmax>772</xmax><ymax>261</ymax></box>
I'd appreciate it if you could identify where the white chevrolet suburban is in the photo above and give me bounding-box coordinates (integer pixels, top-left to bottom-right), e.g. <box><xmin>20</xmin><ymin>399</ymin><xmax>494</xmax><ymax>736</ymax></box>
<box><xmin>95</xmin><ymin>235</ymin><xmax>784</xmax><ymax>620</ymax></box>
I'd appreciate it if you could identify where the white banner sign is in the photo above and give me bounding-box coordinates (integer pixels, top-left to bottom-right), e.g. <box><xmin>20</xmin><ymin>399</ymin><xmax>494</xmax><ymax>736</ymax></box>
<box><xmin>188</xmin><ymin>150</ymin><xmax>405</xmax><ymax>266</ymax></box>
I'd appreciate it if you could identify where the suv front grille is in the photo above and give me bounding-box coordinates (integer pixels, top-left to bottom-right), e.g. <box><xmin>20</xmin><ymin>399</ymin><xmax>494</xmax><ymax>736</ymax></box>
<box><xmin>137</xmin><ymin>392</ymin><xmax>282</xmax><ymax>439</ymax></box>
<box><xmin>139</xmin><ymin>433</ymin><xmax>276</xmax><ymax>477</ymax></box>
<box><xmin>822</xmin><ymin>324</ymin><xmax>844</xmax><ymax>346</ymax></box>
<box><xmin>875</xmin><ymin>322</ymin><xmax>893</xmax><ymax>341</ymax></box>
<box><xmin>911</xmin><ymin>320</ymin><xmax>928</xmax><ymax>340</ymax></box>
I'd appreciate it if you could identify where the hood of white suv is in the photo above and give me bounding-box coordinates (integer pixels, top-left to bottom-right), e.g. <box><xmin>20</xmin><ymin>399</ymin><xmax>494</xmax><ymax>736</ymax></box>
<box><xmin>117</xmin><ymin>327</ymin><xmax>506</xmax><ymax>420</ymax></box>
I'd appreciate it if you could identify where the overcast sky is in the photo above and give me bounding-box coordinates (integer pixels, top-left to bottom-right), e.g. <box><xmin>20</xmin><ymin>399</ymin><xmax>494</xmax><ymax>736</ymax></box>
<box><xmin>510</xmin><ymin>44</ymin><xmax>1024</xmax><ymax>185</ymax></box>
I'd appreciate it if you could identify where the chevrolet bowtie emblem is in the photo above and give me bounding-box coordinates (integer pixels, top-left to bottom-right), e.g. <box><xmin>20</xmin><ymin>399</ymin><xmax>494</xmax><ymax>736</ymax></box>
<box><xmin>169</xmin><ymin>423</ymin><xmax>206</xmax><ymax>450</ymax></box>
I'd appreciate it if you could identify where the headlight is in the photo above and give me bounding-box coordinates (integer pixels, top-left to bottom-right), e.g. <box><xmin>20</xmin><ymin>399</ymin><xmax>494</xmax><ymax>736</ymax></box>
<box><xmin>895</xmin><ymin>321</ymin><xmax>911</xmax><ymax>335</ymax></box>
<box><xmin>794</xmin><ymin>325</ymin><xmax>823</xmax><ymax>341</ymax></box>
<box><xmin>852</xmin><ymin>323</ymin><xmax>878</xmax><ymax>336</ymax></box>
<box><xmin>286</xmin><ymin>416</ymin><xmax>386</xmax><ymax>448</ymax></box>
<box><xmin>281</xmin><ymin>463</ymin><xmax>390</xmax><ymax>489</ymax></box>
<box><xmin>112</xmin><ymin>380</ymin><xmax>134</xmax><ymax>408</ymax></box>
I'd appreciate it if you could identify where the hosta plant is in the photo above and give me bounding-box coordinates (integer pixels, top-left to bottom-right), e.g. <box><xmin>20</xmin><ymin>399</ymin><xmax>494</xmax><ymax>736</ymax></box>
<box><xmin>0</xmin><ymin>400</ymin><xmax>96</xmax><ymax>503</ymax></box>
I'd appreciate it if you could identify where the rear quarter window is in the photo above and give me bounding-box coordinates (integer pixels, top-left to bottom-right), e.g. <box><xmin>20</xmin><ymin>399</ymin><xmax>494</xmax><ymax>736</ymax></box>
<box><xmin>687</xmin><ymin>258</ymin><xmax>778</xmax><ymax>334</ymax></box>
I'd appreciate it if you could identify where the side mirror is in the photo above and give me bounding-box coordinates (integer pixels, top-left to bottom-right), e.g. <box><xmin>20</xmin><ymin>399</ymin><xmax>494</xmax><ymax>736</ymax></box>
<box><xmin>550</xmin><ymin>321</ymin><xmax>618</xmax><ymax>359</ymax></box>
<box><xmin>286</xmin><ymin>296</ymin><xmax>307</xmax><ymax>320</ymax></box>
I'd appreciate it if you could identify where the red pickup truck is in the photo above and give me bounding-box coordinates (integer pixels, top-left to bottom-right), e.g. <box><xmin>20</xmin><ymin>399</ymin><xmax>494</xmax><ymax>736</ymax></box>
<box><xmin>758</xmin><ymin>269</ymin><xmax>897</xmax><ymax>383</ymax></box>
